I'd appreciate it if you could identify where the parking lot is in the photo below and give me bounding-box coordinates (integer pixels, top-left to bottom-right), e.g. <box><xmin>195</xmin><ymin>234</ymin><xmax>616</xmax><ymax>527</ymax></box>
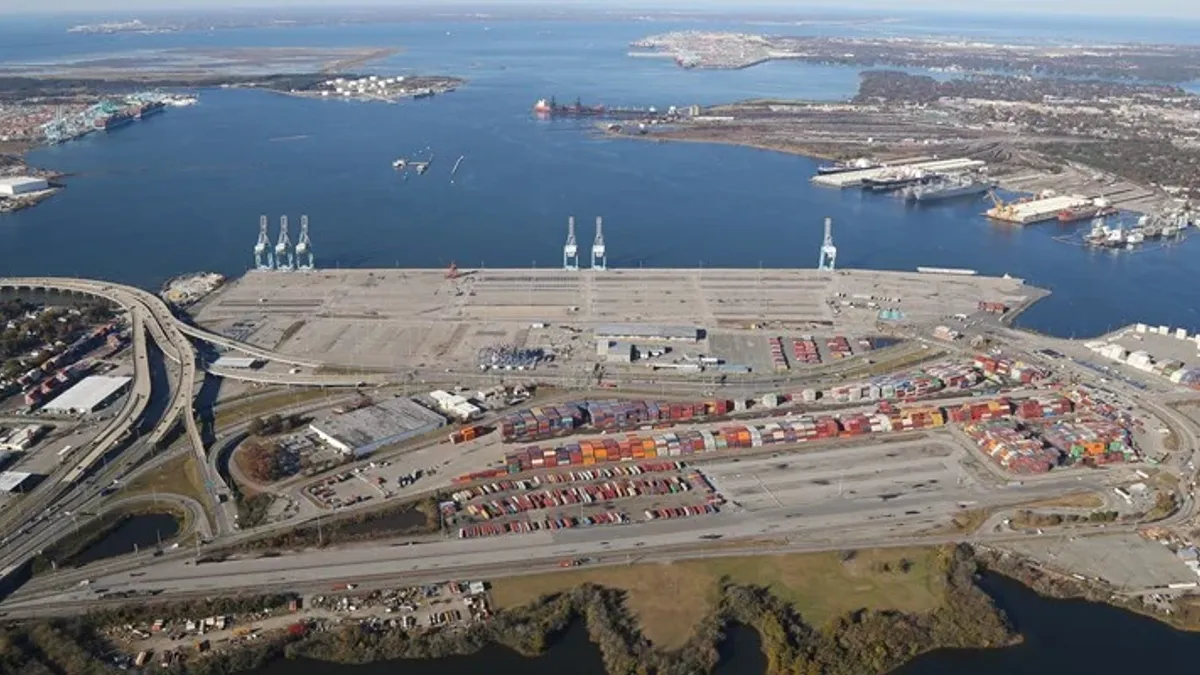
<box><xmin>444</xmin><ymin>461</ymin><xmax>724</xmax><ymax>540</ymax></box>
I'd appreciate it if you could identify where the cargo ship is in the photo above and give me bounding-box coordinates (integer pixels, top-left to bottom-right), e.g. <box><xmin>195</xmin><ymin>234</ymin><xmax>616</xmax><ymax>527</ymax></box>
<box><xmin>136</xmin><ymin>100</ymin><xmax>166</xmax><ymax>118</ymax></box>
<box><xmin>904</xmin><ymin>175</ymin><xmax>994</xmax><ymax>203</ymax></box>
<box><xmin>862</xmin><ymin>169</ymin><xmax>936</xmax><ymax>192</ymax></box>
<box><xmin>532</xmin><ymin>97</ymin><xmax>654</xmax><ymax>119</ymax></box>
<box><xmin>816</xmin><ymin>158</ymin><xmax>880</xmax><ymax>175</ymax></box>
<box><xmin>93</xmin><ymin>110</ymin><xmax>135</xmax><ymax>131</ymax></box>
<box><xmin>1058</xmin><ymin>199</ymin><xmax>1117</xmax><ymax>223</ymax></box>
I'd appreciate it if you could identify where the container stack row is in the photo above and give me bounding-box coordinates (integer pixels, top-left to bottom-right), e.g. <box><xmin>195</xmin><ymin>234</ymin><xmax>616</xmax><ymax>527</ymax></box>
<box><xmin>826</xmin><ymin>336</ymin><xmax>852</xmax><ymax>360</ymax></box>
<box><xmin>944</xmin><ymin>399</ymin><xmax>1013</xmax><ymax>424</ymax></box>
<box><xmin>962</xmin><ymin>421</ymin><xmax>1061</xmax><ymax>474</ymax></box>
<box><xmin>1041</xmin><ymin>420</ymin><xmax>1131</xmax><ymax>463</ymax></box>
<box><xmin>973</xmin><ymin>354</ymin><xmax>1050</xmax><ymax>384</ymax></box>
<box><xmin>497</xmin><ymin>405</ymin><xmax>586</xmax><ymax>444</ymax></box>
<box><xmin>792</xmin><ymin>338</ymin><xmax>821</xmax><ymax>365</ymax></box>
<box><xmin>498</xmin><ymin>399</ymin><xmax>734</xmax><ymax>443</ymax></box>
<box><xmin>768</xmin><ymin>337</ymin><xmax>789</xmax><ymax>372</ymax></box>
<box><xmin>1015</xmin><ymin>395</ymin><xmax>1074</xmax><ymax>420</ymax></box>
<box><xmin>448</xmin><ymin>425</ymin><xmax>488</xmax><ymax>445</ymax></box>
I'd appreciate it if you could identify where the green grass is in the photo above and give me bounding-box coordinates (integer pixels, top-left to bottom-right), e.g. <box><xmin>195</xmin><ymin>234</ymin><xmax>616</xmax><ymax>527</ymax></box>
<box><xmin>489</xmin><ymin>547</ymin><xmax>943</xmax><ymax>649</ymax></box>
<box><xmin>213</xmin><ymin>388</ymin><xmax>337</xmax><ymax>430</ymax></box>
<box><xmin>122</xmin><ymin>452</ymin><xmax>214</xmax><ymax>532</ymax></box>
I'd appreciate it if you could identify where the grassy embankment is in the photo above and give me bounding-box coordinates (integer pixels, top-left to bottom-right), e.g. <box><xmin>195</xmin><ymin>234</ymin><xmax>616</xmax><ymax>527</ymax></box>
<box><xmin>28</xmin><ymin>501</ymin><xmax>188</xmax><ymax>575</ymax></box>
<box><xmin>491</xmin><ymin>547</ymin><xmax>943</xmax><ymax>650</ymax></box>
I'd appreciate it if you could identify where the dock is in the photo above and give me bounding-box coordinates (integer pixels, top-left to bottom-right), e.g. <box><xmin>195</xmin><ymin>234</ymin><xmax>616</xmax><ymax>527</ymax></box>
<box><xmin>987</xmin><ymin>194</ymin><xmax>1089</xmax><ymax>225</ymax></box>
<box><xmin>811</xmin><ymin>158</ymin><xmax>986</xmax><ymax>188</ymax></box>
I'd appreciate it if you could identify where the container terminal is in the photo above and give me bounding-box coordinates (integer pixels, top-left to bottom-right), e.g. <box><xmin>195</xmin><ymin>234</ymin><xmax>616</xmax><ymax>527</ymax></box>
<box><xmin>192</xmin><ymin>215</ymin><xmax>1041</xmax><ymax>374</ymax></box>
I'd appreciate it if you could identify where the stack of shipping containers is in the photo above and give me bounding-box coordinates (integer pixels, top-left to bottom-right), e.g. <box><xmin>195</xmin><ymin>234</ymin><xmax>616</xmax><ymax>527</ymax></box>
<box><xmin>499</xmin><ymin>399</ymin><xmax>733</xmax><ymax>443</ymax></box>
<box><xmin>962</xmin><ymin>421</ymin><xmax>1061</xmax><ymax>474</ymax></box>
<box><xmin>1015</xmin><ymin>395</ymin><xmax>1073</xmax><ymax>420</ymax></box>
<box><xmin>1041</xmin><ymin>421</ymin><xmax>1131</xmax><ymax>464</ymax></box>
<box><xmin>826</xmin><ymin>336</ymin><xmax>852</xmax><ymax>360</ymax></box>
<box><xmin>768</xmin><ymin>337</ymin><xmax>789</xmax><ymax>372</ymax></box>
<box><xmin>792</xmin><ymin>338</ymin><xmax>821</xmax><ymax>365</ymax></box>
<box><xmin>497</xmin><ymin>405</ymin><xmax>585</xmax><ymax>444</ymax></box>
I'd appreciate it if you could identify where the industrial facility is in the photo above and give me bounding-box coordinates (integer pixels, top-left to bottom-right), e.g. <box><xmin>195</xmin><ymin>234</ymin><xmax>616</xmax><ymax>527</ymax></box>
<box><xmin>309</xmin><ymin>398</ymin><xmax>447</xmax><ymax>457</ymax></box>
<box><xmin>41</xmin><ymin>376</ymin><xmax>132</xmax><ymax>415</ymax></box>
<box><xmin>429</xmin><ymin>390</ymin><xmax>482</xmax><ymax>421</ymax></box>
<box><xmin>253</xmin><ymin>215</ymin><xmax>315</xmax><ymax>271</ymax></box>
<box><xmin>0</xmin><ymin>177</ymin><xmax>49</xmax><ymax>197</ymax></box>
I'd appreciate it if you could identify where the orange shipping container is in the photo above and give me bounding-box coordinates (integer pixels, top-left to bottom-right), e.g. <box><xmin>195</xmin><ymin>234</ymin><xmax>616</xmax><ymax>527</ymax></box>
<box><xmin>645</xmin><ymin>447</ymin><xmax>657</xmax><ymax>458</ymax></box>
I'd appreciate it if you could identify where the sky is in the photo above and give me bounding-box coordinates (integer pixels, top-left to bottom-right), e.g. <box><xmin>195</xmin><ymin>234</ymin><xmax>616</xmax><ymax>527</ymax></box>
<box><xmin>0</xmin><ymin>0</ymin><xmax>1195</xmax><ymax>19</ymax></box>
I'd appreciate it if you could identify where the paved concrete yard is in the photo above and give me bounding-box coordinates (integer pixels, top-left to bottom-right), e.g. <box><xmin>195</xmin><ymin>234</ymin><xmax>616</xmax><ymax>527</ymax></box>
<box><xmin>703</xmin><ymin>439</ymin><xmax>970</xmax><ymax>512</ymax></box>
<box><xmin>194</xmin><ymin>268</ymin><xmax>1039</xmax><ymax>369</ymax></box>
<box><xmin>1003</xmin><ymin>532</ymin><xmax>1199</xmax><ymax>590</ymax></box>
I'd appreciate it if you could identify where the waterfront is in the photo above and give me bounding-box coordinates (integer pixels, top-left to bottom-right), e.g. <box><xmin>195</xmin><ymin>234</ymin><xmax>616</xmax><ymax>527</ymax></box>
<box><xmin>246</xmin><ymin>572</ymin><xmax>1200</xmax><ymax>674</ymax></box>
<box><xmin>69</xmin><ymin>512</ymin><xmax>180</xmax><ymax>566</ymax></box>
<box><xmin>1</xmin><ymin>17</ymin><xmax>1199</xmax><ymax>338</ymax></box>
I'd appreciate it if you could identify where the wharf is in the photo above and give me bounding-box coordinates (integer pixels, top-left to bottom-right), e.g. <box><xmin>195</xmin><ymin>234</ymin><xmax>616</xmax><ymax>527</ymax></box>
<box><xmin>811</xmin><ymin>158</ymin><xmax>986</xmax><ymax>188</ymax></box>
<box><xmin>987</xmin><ymin>195</ymin><xmax>1089</xmax><ymax>225</ymax></box>
<box><xmin>192</xmin><ymin>267</ymin><xmax>1042</xmax><ymax>371</ymax></box>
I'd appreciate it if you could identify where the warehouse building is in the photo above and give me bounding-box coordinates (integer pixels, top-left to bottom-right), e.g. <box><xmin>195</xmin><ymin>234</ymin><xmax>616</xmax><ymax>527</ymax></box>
<box><xmin>0</xmin><ymin>176</ymin><xmax>49</xmax><ymax>196</ymax></box>
<box><xmin>597</xmin><ymin>340</ymin><xmax>636</xmax><ymax>364</ymax></box>
<box><xmin>42</xmin><ymin>376</ymin><xmax>132</xmax><ymax>415</ymax></box>
<box><xmin>594</xmin><ymin>323</ymin><xmax>699</xmax><ymax>342</ymax></box>
<box><xmin>309</xmin><ymin>398</ymin><xmax>446</xmax><ymax>457</ymax></box>
<box><xmin>429</xmin><ymin>390</ymin><xmax>482</xmax><ymax>421</ymax></box>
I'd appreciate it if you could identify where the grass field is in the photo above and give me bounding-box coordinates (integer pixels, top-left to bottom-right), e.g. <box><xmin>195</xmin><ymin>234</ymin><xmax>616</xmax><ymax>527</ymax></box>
<box><xmin>1022</xmin><ymin>491</ymin><xmax>1106</xmax><ymax>510</ymax></box>
<box><xmin>122</xmin><ymin>452</ymin><xmax>213</xmax><ymax>531</ymax></box>
<box><xmin>489</xmin><ymin>548</ymin><xmax>943</xmax><ymax>649</ymax></box>
<box><xmin>213</xmin><ymin>388</ymin><xmax>339</xmax><ymax>430</ymax></box>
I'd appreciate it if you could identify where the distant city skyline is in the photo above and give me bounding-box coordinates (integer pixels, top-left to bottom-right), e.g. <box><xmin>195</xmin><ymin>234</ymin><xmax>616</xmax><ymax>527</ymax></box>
<box><xmin>1</xmin><ymin>0</ymin><xmax>1197</xmax><ymax>19</ymax></box>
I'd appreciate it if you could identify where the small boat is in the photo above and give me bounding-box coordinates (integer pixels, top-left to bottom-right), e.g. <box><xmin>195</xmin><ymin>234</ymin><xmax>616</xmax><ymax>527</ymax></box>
<box><xmin>392</xmin><ymin>158</ymin><xmax>407</xmax><ymax>169</ymax></box>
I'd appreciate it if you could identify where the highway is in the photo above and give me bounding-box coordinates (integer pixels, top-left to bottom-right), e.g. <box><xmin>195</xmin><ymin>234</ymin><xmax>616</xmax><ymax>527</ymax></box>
<box><xmin>0</xmin><ymin>459</ymin><xmax>1140</xmax><ymax>614</ymax></box>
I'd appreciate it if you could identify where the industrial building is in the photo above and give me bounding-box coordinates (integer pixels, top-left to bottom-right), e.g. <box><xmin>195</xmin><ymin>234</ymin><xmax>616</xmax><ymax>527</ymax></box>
<box><xmin>594</xmin><ymin>323</ymin><xmax>699</xmax><ymax>342</ymax></box>
<box><xmin>0</xmin><ymin>176</ymin><xmax>49</xmax><ymax>197</ymax></box>
<box><xmin>598</xmin><ymin>341</ymin><xmax>636</xmax><ymax>363</ymax></box>
<box><xmin>429</xmin><ymin>390</ymin><xmax>482</xmax><ymax>421</ymax></box>
<box><xmin>41</xmin><ymin>376</ymin><xmax>132</xmax><ymax>415</ymax></box>
<box><xmin>309</xmin><ymin>398</ymin><xmax>446</xmax><ymax>457</ymax></box>
<box><xmin>0</xmin><ymin>471</ymin><xmax>38</xmax><ymax>493</ymax></box>
<box><xmin>211</xmin><ymin>356</ymin><xmax>264</xmax><ymax>369</ymax></box>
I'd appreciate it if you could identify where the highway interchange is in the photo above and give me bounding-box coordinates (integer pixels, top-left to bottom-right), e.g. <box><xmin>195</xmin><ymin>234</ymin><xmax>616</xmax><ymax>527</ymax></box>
<box><xmin>1</xmin><ymin>273</ymin><xmax>1200</xmax><ymax>630</ymax></box>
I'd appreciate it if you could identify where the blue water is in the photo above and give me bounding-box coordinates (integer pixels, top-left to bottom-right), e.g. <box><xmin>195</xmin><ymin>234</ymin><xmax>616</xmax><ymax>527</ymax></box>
<box><xmin>1</xmin><ymin>15</ymin><xmax>1198</xmax><ymax>339</ymax></box>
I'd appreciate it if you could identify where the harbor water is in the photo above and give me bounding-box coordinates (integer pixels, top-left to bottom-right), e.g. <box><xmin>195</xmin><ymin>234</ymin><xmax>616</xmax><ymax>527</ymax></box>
<box><xmin>0</xmin><ymin>17</ymin><xmax>1199</xmax><ymax>337</ymax></box>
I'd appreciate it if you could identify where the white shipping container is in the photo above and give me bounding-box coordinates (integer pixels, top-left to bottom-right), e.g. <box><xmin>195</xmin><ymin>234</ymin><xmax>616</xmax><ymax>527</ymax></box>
<box><xmin>1135</xmin><ymin>323</ymin><xmax>1148</xmax><ymax>333</ymax></box>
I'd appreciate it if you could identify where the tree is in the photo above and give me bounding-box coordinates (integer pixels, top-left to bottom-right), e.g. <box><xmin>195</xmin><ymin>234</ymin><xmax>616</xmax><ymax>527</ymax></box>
<box><xmin>248</xmin><ymin>418</ymin><xmax>265</xmax><ymax>436</ymax></box>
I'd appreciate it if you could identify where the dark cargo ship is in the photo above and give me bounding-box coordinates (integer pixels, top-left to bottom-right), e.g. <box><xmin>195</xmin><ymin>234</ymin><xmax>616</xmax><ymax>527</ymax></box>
<box><xmin>136</xmin><ymin>101</ymin><xmax>166</xmax><ymax>118</ymax></box>
<box><xmin>94</xmin><ymin>110</ymin><xmax>136</xmax><ymax>131</ymax></box>
<box><xmin>533</xmin><ymin>97</ymin><xmax>655</xmax><ymax>120</ymax></box>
